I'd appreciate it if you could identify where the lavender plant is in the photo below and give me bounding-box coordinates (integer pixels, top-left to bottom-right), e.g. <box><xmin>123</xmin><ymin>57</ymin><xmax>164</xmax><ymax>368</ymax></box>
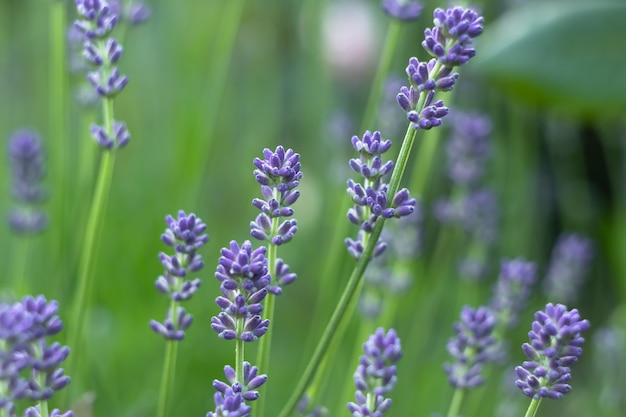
<box><xmin>207</xmin><ymin>240</ymin><xmax>269</xmax><ymax>415</ymax></box>
<box><xmin>6</xmin><ymin>130</ymin><xmax>49</xmax><ymax>295</ymax></box>
<box><xmin>151</xmin><ymin>211</ymin><xmax>208</xmax><ymax>417</ymax></box>
<box><xmin>249</xmin><ymin>146</ymin><xmax>302</xmax><ymax>416</ymax></box>
<box><xmin>278</xmin><ymin>8</ymin><xmax>485</xmax><ymax>417</ymax></box>
<box><xmin>442</xmin><ymin>306</ymin><xmax>497</xmax><ymax>417</ymax></box>
<box><xmin>66</xmin><ymin>0</ymin><xmax>137</xmax><ymax>388</ymax></box>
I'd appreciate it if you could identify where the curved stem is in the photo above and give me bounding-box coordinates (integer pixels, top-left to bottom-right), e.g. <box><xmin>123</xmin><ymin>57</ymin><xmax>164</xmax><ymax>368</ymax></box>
<box><xmin>305</xmin><ymin>18</ymin><xmax>405</xmax><ymax>352</ymax></box>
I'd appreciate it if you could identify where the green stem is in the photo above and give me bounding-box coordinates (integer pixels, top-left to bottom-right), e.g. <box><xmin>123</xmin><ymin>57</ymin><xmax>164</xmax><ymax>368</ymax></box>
<box><xmin>38</xmin><ymin>400</ymin><xmax>50</xmax><ymax>417</ymax></box>
<box><xmin>156</xmin><ymin>302</ymin><xmax>180</xmax><ymax>417</ymax></box>
<box><xmin>524</xmin><ymin>398</ymin><xmax>542</xmax><ymax>417</ymax></box>
<box><xmin>445</xmin><ymin>388</ymin><xmax>465</xmax><ymax>417</ymax></box>
<box><xmin>304</xmin><ymin>17</ymin><xmax>404</xmax><ymax>350</ymax></box>
<box><xmin>236</xmin><ymin>321</ymin><xmax>245</xmax><ymax>383</ymax></box>
<box><xmin>49</xmin><ymin>0</ymin><xmax>68</xmax><ymax>267</ymax></box>
<box><xmin>65</xmin><ymin>98</ymin><xmax>117</xmax><ymax>398</ymax></box>
<box><xmin>254</xmin><ymin>239</ymin><xmax>277</xmax><ymax>417</ymax></box>
<box><xmin>278</xmin><ymin>126</ymin><xmax>420</xmax><ymax>417</ymax></box>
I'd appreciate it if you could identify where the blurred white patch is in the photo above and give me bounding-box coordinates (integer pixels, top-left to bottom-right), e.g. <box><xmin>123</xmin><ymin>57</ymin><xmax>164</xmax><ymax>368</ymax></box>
<box><xmin>321</xmin><ymin>1</ymin><xmax>380</xmax><ymax>82</ymax></box>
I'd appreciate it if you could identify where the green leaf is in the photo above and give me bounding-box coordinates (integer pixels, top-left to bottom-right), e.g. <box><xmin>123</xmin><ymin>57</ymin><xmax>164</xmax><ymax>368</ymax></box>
<box><xmin>472</xmin><ymin>1</ymin><xmax>626</xmax><ymax>119</ymax></box>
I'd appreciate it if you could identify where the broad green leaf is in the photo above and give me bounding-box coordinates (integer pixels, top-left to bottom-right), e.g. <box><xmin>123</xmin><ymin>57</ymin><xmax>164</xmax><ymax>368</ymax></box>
<box><xmin>472</xmin><ymin>1</ymin><xmax>626</xmax><ymax>119</ymax></box>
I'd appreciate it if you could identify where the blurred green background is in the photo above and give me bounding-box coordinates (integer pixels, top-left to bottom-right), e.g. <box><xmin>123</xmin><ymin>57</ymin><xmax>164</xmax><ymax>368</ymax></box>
<box><xmin>1</xmin><ymin>0</ymin><xmax>625</xmax><ymax>416</ymax></box>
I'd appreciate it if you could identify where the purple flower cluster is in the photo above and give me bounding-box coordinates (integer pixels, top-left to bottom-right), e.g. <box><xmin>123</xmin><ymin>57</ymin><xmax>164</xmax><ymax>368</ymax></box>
<box><xmin>489</xmin><ymin>259</ymin><xmax>537</xmax><ymax>329</ymax></box>
<box><xmin>205</xmin><ymin>387</ymin><xmax>250</xmax><ymax>417</ymax></box>
<box><xmin>515</xmin><ymin>303</ymin><xmax>590</xmax><ymax>400</ymax></box>
<box><xmin>347</xmin><ymin>328</ymin><xmax>402</xmax><ymax>417</ymax></box>
<box><xmin>7</xmin><ymin>130</ymin><xmax>48</xmax><ymax>234</ymax></box>
<box><xmin>211</xmin><ymin>241</ymin><xmax>270</xmax><ymax>342</ymax></box>
<box><xmin>212</xmin><ymin>362</ymin><xmax>267</xmax><ymax>403</ymax></box>
<box><xmin>74</xmin><ymin>0</ymin><xmax>130</xmax><ymax>149</ymax></box>
<box><xmin>0</xmin><ymin>296</ymin><xmax>72</xmax><ymax>416</ymax></box>
<box><xmin>150</xmin><ymin>211</ymin><xmax>208</xmax><ymax>341</ymax></box>
<box><xmin>444</xmin><ymin>306</ymin><xmax>497</xmax><ymax>388</ymax></box>
<box><xmin>345</xmin><ymin>131</ymin><xmax>416</xmax><ymax>259</ymax></box>
<box><xmin>397</xmin><ymin>7</ymin><xmax>483</xmax><ymax>130</ymax></box>
<box><xmin>381</xmin><ymin>0</ymin><xmax>422</xmax><ymax>22</ymax></box>
<box><xmin>543</xmin><ymin>233</ymin><xmax>594</xmax><ymax>304</ymax></box>
<box><xmin>250</xmin><ymin>146</ymin><xmax>301</xmax><ymax>294</ymax></box>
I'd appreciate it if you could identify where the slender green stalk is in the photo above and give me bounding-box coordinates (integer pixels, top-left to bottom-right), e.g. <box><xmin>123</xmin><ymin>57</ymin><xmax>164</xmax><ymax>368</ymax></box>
<box><xmin>38</xmin><ymin>400</ymin><xmax>50</xmax><ymax>417</ymax></box>
<box><xmin>306</xmin><ymin>18</ymin><xmax>405</xmax><ymax>342</ymax></box>
<box><xmin>156</xmin><ymin>300</ymin><xmax>180</xmax><ymax>417</ymax></box>
<box><xmin>65</xmin><ymin>97</ymin><xmax>117</xmax><ymax>395</ymax></box>
<box><xmin>236</xmin><ymin>321</ymin><xmax>245</xmax><ymax>383</ymax></box>
<box><xmin>277</xmin><ymin>122</ymin><xmax>419</xmax><ymax>417</ymax></box>
<box><xmin>254</xmin><ymin>237</ymin><xmax>278</xmax><ymax>417</ymax></box>
<box><xmin>524</xmin><ymin>398</ymin><xmax>542</xmax><ymax>417</ymax></box>
<box><xmin>445</xmin><ymin>388</ymin><xmax>465</xmax><ymax>417</ymax></box>
<box><xmin>49</xmin><ymin>0</ymin><xmax>69</xmax><ymax>273</ymax></box>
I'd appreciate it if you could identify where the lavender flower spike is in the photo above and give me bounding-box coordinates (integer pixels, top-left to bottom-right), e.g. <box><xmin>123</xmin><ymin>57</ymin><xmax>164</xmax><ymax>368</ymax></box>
<box><xmin>251</xmin><ymin>146</ymin><xmax>302</xmax><ymax>245</ymax></box>
<box><xmin>211</xmin><ymin>241</ymin><xmax>270</xmax><ymax>341</ymax></box>
<box><xmin>346</xmin><ymin>131</ymin><xmax>416</xmax><ymax>259</ymax></box>
<box><xmin>397</xmin><ymin>7</ymin><xmax>483</xmax><ymax>130</ymax></box>
<box><xmin>74</xmin><ymin>0</ymin><xmax>131</xmax><ymax>149</ymax></box>
<box><xmin>444</xmin><ymin>306</ymin><xmax>497</xmax><ymax>388</ymax></box>
<box><xmin>151</xmin><ymin>210</ymin><xmax>208</xmax><ymax>341</ymax></box>
<box><xmin>347</xmin><ymin>328</ymin><xmax>402</xmax><ymax>417</ymax></box>
<box><xmin>489</xmin><ymin>259</ymin><xmax>537</xmax><ymax>329</ymax></box>
<box><xmin>515</xmin><ymin>303</ymin><xmax>590</xmax><ymax>400</ymax></box>
<box><xmin>543</xmin><ymin>233</ymin><xmax>594</xmax><ymax>304</ymax></box>
<box><xmin>7</xmin><ymin>130</ymin><xmax>48</xmax><ymax>234</ymax></box>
